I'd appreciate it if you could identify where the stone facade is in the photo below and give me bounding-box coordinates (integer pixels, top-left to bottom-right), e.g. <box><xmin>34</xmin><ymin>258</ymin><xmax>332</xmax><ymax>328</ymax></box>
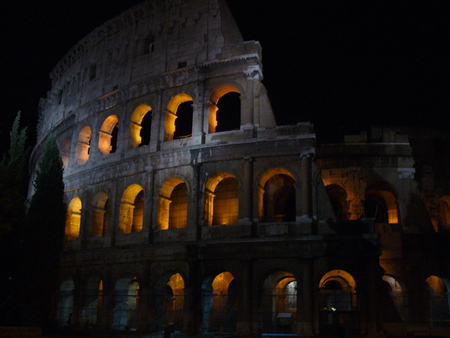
<box><xmin>29</xmin><ymin>0</ymin><xmax>450</xmax><ymax>337</ymax></box>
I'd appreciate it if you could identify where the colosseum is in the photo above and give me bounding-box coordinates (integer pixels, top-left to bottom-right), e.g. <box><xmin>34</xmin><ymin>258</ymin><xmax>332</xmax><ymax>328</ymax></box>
<box><xmin>29</xmin><ymin>0</ymin><xmax>450</xmax><ymax>337</ymax></box>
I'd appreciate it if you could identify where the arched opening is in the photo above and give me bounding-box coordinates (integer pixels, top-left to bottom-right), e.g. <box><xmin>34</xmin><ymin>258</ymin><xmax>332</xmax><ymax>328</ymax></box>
<box><xmin>81</xmin><ymin>278</ymin><xmax>103</xmax><ymax>327</ymax></box>
<box><xmin>65</xmin><ymin>197</ymin><xmax>82</xmax><ymax>241</ymax></box>
<box><xmin>426</xmin><ymin>275</ymin><xmax>450</xmax><ymax>326</ymax></box>
<box><xmin>364</xmin><ymin>182</ymin><xmax>399</xmax><ymax>224</ymax></box>
<box><xmin>113</xmin><ymin>277</ymin><xmax>139</xmax><ymax>331</ymax></box>
<box><xmin>57</xmin><ymin>279</ymin><xmax>75</xmax><ymax>327</ymax></box>
<box><xmin>61</xmin><ymin>137</ymin><xmax>71</xmax><ymax>169</ymax></box>
<box><xmin>260</xmin><ymin>271</ymin><xmax>297</xmax><ymax>334</ymax></box>
<box><xmin>98</xmin><ymin>115</ymin><xmax>119</xmax><ymax>155</ymax></box>
<box><xmin>164</xmin><ymin>93</ymin><xmax>193</xmax><ymax>141</ymax></box>
<box><xmin>259</xmin><ymin>168</ymin><xmax>296</xmax><ymax>222</ymax></box>
<box><xmin>119</xmin><ymin>184</ymin><xmax>144</xmax><ymax>234</ymax></box>
<box><xmin>129</xmin><ymin>104</ymin><xmax>152</xmax><ymax>148</ymax></box>
<box><xmin>155</xmin><ymin>273</ymin><xmax>185</xmax><ymax>332</ymax></box>
<box><xmin>158</xmin><ymin>178</ymin><xmax>188</xmax><ymax>230</ymax></box>
<box><xmin>202</xmin><ymin>272</ymin><xmax>236</xmax><ymax>334</ymax></box>
<box><xmin>75</xmin><ymin>126</ymin><xmax>91</xmax><ymax>165</ymax></box>
<box><xmin>319</xmin><ymin>270</ymin><xmax>358</xmax><ymax>336</ymax></box>
<box><xmin>326</xmin><ymin>184</ymin><xmax>349</xmax><ymax>220</ymax></box>
<box><xmin>204</xmin><ymin>173</ymin><xmax>239</xmax><ymax>226</ymax></box>
<box><xmin>383</xmin><ymin>274</ymin><xmax>408</xmax><ymax>322</ymax></box>
<box><xmin>209</xmin><ymin>84</ymin><xmax>241</xmax><ymax>133</ymax></box>
<box><xmin>89</xmin><ymin>191</ymin><xmax>109</xmax><ymax>237</ymax></box>
<box><xmin>437</xmin><ymin>196</ymin><xmax>450</xmax><ymax>232</ymax></box>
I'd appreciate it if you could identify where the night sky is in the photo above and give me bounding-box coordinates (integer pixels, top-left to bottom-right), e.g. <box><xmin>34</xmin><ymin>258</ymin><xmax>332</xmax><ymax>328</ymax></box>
<box><xmin>1</xmin><ymin>0</ymin><xmax>450</xmax><ymax>149</ymax></box>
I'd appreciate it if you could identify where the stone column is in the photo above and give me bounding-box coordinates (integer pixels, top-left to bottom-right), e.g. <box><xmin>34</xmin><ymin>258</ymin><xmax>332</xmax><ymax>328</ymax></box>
<box><xmin>297</xmin><ymin>262</ymin><xmax>314</xmax><ymax>336</ymax></box>
<box><xmin>239</xmin><ymin>157</ymin><xmax>254</xmax><ymax>229</ymax></box>
<box><xmin>300</xmin><ymin>154</ymin><xmax>312</xmax><ymax>217</ymax></box>
<box><xmin>236</xmin><ymin>259</ymin><xmax>258</xmax><ymax>337</ymax></box>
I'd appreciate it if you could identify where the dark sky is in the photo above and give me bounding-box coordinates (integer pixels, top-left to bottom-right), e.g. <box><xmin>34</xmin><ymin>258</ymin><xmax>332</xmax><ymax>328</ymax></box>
<box><xmin>1</xmin><ymin>0</ymin><xmax>450</xmax><ymax>149</ymax></box>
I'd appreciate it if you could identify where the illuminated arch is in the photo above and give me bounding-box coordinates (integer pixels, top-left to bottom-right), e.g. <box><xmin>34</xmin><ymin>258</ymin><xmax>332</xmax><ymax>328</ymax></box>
<box><xmin>130</xmin><ymin>104</ymin><xmax>152</xmax><ymax>148</ymax></box>
<box><xmin>383</xmin><ymin>274</ymin><xmax>408</xmax><ymax>321</ymax></box>
<box><xmin>113</xmin><ymin>276</ymin><xmax>139</xmax><ymax>330</ymax></box>
<box><xmin>118</xmin><ymin>184</ymin><xmax>144</xmax><ymax>233</ymax></box>
<box><xmin>364</xmin><ymin>182</ymin><xmax>399</xmax><ymax>224</ymax></box>
<box><xmin>260</xmin><ymin>270</ymin><xmax>298</xmax><ymax>334</ymax></box>
<box><xmin>75</xmin><ymin>126</ymin><xmax>91</xmax><ymax>165</ymax></box>
<box><xmin>326</xmin><ymin>184</ymin><xmax>349</xmax><ymax>220</ymax></box>
<box><xmin>204</xmin><ymin>172</ymin><xmax>239</xmax><ymax>226</ymax></box>
<box><xmin>158</xmin><ymin>273</ymin><xmax>185</xmax><ymax>331</ymax></box>
<box><xmin>319</xmin><ymin>270</ymin><xmax>358</xmax><ymax>335</ymax></box>
<box><xmin>65</xmin><ymin>197</ymin><xmax>82</xmax><ymax>241</ymax></box>
<box><xmin>209</xmin><ymin>84</ymin><xmax>241</xmax><ymax>133</ymax></box>
<box><xmin>89</xmin><ymin>191</ymin><xmax>109</xmax><ymax>237</ymax></box>
<box><xmin>81</xmin><ymin>277</ymin><xmax>103</xmax><ymax>326</ymax></box>
<box><xmin>60</xmin><ymin>137</ymin><xmax>71</xmax><ymax>169</ymax></box>
<box><xmin>98</xmin><ymin>115</ymin><xmax>119</xmax><ymax>155</ymax></box>
<box><xmin>164</xmin><ymin>93</ymin><xmax>193</xmax><ymax>141</ymax></box>
<box><xmin>426</xmin><ymin>275</ymin><xmax>450</xmax><ymax>325</ymax></box>
<box><xmin>158</xmin><ymin>178</ymin><xmax>188</xmax><ymax>230</ymax></box>
<box><xmin>57</xmin><ymin>279</ymin><xmax>75</xmax><ymax>327</ymax></box>
<box><xmin>437</xmin><ymin>196</ymin><xmax>450</xmax><ymax>232</ymax></box>
<box><xmin>258</xmin><ymin>168</ymin><xmax>296</xmax><ymax>222</ymax></box>
<box><xmin>202</xmin><ymin>272</ymin><xmax>236</xmax><ymax>333</ymax></box>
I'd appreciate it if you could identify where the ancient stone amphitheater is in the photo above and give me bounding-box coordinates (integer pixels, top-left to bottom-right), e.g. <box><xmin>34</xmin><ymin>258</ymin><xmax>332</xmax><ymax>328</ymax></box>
<box><xmin>29</xmin><ymin>0</ymin><xmax>450</xmax><ymax>337</ymax></box>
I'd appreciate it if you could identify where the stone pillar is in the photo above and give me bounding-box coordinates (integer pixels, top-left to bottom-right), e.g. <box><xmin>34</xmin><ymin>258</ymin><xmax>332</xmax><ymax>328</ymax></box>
<box><xmin>190</xmin><ymin>162</ymin><xmax>202</xmax><ymax>240</ymax></box>
<box><xmin>300</xmin><ymin>154</ymin><xmax>312</xmax><ymax>217</ymax></box>
<box><xmin>183</xmin><ymin>254</ymin><xmax>201</xmax><ymax>335</ymax></box>
<box><xmin>236</xmin><ymin>259</ymin><xmax>258</xmax><ymax>337</ymax></box>
<box><xmin>239</xmin><ymin>157</ymin><xmax>254</xmax><ymax>228</ymax></box>
<box><xmin>297</xmin><ymin>262</ymin><xmax>314</xmax><ymax>336</ymax></box>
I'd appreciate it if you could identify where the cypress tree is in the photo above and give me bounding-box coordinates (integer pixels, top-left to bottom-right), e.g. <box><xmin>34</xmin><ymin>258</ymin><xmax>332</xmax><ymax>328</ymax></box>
<box><xmin>0</xmin><ymin>112</ymin><xmax>29</xmax><ymax>324</ymax></box>
<box><xmin>21</xmin><ymin>134</ymin><xmax>65</xmax><ymax>328</ymax></box>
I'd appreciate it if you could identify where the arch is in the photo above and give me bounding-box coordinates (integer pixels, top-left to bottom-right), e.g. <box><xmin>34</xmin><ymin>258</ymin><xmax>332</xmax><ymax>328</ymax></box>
<box><xmin>364</xmin><ymin>182</ymin><xmax>399</xmax><ymax>224</ymax></box>
<box><xmin>164</xmin><ymin>93</ymin><xmax>194</xmax><ymax>141</ymax></box>
<box><xmin>60</xmin><ymin>137</ymin><xmax>71</xmax><ymax>169</ymax></box>
<box><xmin>204</xmin><ymin>173</ymin><xmax>239</xmax><ymax>226</ymax></box>
<box><xmin>209</xmin><ymin>84</ymin><xmax>241</xmax><ymax>133</ymax></box>
<box><xmin>426</xmin><ymin>275</ymin><xmax>450</xmax><ymax>326</ymax></box>
<box><xmin>202</xmin><ymin>272</ymin><xmax>236</xmax><ymax>334</ymax></box>
<box><xmin>57</xmin><ymin>279</ymin><xmax>75</xmax><ymax>327</ymax></box>
<box><xmin>260</xmin><ymin>270</ymin><xmax>298</xmax><ymax>334</ymax></box>
<box><xmin>383</xmin><ymin>274</ymin><xmax>408</xmax><ymax>322</ymax></box>
<box><xmin>158</xmin><ymin>178</ymin><xmax>188</xmax><ymax>230</ymax></box>
<box><xmin>113</xmin><ymin>276</ymin><xmax>139</xmax><ymax>330</ymax></box>
<box><xmin>319</xmin><ymin>270</ymin><xmax>358</xmax><ymax>336</ymax></box>
<box><xmin>326</xmin><ymin>184</ymin><xmax>349</xmax><ymax>220</ymax></box>
<box><xmin>129</xmin><ymin>104</ymin><xmax>152</xmax><ymax>148</ymax></box>
<box><xmin>89</xmin><ymin>191</ymin><xmax>109</xmax><ymax>237</ymax></box>
<box><xmin>155</xmin><ymin>273</ymin><xmax>186</xmax><ymax>331</ymax></box>
<box><xmin>98</xmin><ymin>115</ymin><xmax>119</xmax><ymax>155</ymax></box>
<box><xmin>118</xmin><ymin>184</ymin><xmax>144</xmax><ymax>234</ymax></box>
<box><xmin>258</xmin><ymin>168</ymin><xmax>296</xmax><ymax>222</ymax></box>
<box><xmin>65</xmin><ymin>197</ymin><xmax>82</xmax><ymax>241</ymax></box>
<box><xmin>81</xmin><ymin>277</ymin><xmax>103</xmax><ymax>327</ymax></box>
<box><xmin>437</xmin><ymin>196</ymin><xmax>450</xmax><ymax>232</ymax></box>
<box><xmin>75</xmin><ymin>126</ymin><xmax>91</xmax><ymax>165</ymax></box>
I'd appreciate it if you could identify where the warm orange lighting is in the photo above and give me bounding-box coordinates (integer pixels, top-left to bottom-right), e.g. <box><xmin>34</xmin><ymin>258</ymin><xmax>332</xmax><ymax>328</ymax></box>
<box><xmin>119</xmin><ymin>184</ymin><xmax>144</xmax><ymax>233</ymax></box>
<box><xmin>76</xmin><ymin>126</ymin><xmax>92</xmax><ymax>165</ymax></box>
<box><xmin>209</xmin><ymin>84</ymin><xmax>240</xmax><ymax>133</ymax></box>
<box><xmin>158</xmin><ymin>178</ymin><xmax>187</xmax><ymax>230</ymax></box>
<box><xmin>98</xmin><ymin>115</ymin><xmax>119</xmax><ymax>155</ymax></box>
<box><xmin>164</xmin><ymin>93</ymin><xmax>193</xmax><ymax>141</ymax></box>
<box><xmin>204</xmin><ymin>173</ymin><xmax>238</xmax><ymax>226</ymax></box>
<box><xmin>130</xmin><ymin>104</ymin><xmax>152</xmax><ymax>148</ymax></box>
<box><xmin>65</xmin><ymin>197</ymin><xmax>82</xmax><ymax>241</ymax></box>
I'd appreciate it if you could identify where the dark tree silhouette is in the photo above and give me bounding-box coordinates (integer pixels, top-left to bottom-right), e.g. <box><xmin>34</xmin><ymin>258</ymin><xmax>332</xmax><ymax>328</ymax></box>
<box><xmin>21</xmin><ymin>134</ymin><xmax>65</xmax><ymax>328</ymax></box>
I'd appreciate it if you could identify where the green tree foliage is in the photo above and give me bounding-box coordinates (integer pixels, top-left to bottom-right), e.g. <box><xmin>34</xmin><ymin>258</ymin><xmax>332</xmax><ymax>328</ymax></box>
<box><xmin>0</xmin><ymin>112</ymin><xmax>28</xmax><ymax>325</ymax></box>
<box><xmin>21</xmin><ymin>134</ymin><xmax>66</xmax><ymax>327</ymax></box>
<box><xmin>0</xmin><ymin>111</ymin><xmax>29</xmax><ymax>234</ymax></box>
